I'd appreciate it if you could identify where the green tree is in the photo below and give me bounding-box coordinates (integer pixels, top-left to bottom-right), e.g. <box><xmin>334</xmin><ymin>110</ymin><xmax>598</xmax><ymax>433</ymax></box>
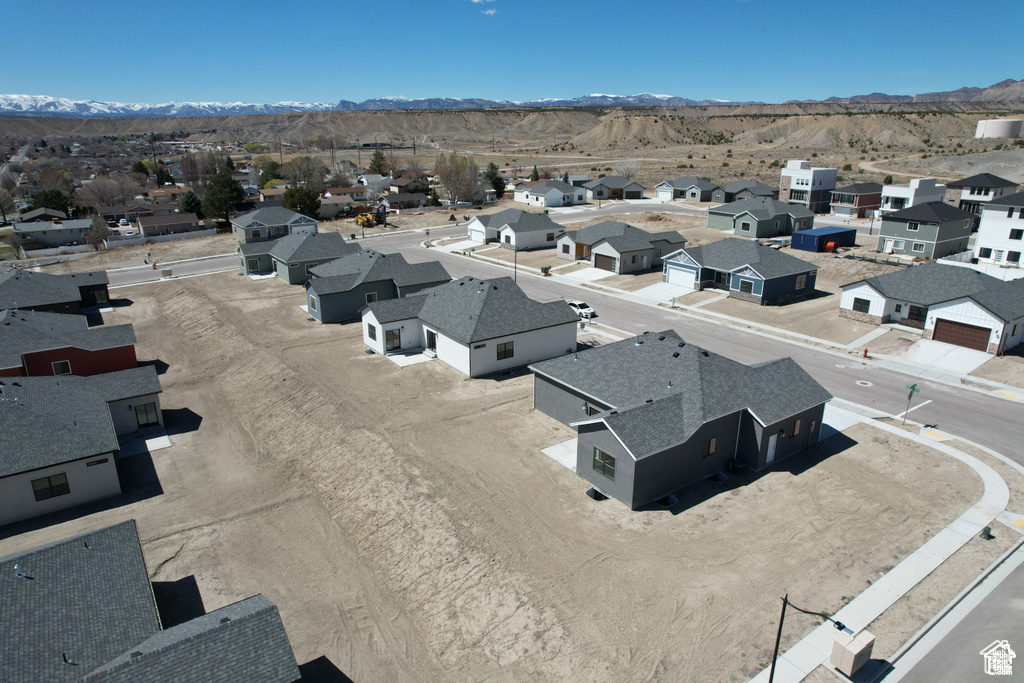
<box><xmin>883</xmin><ymin>175</ymin><xmax>893</xmax><ymax>185</ymax></box>
<box><xmin>282</xmin><ymin>187</ymin><xmax>321</xmax><ymax>219</ymax></box>
<box><xmin>367</xmin><ymin>149</ymin><xmax>389</xmax><ymax>176</ymax></box>
<box><xmin>530</xmin><ymin>165</ymin><xmax>539</xmax><ymax>181</ymax></box>
<box><xmin>224</xmin><ymin>156</ymin><xmax>235</xmax><ymax>172</ymax></box>
<box><xmin>131</xmin><ymin>160</ymin><xmax>149</xmax><ymax>176</ymax></box>
<box><xmin>201</xmin><ymin>172</ymin><xmax>244</xmax><ymax>222</ymax></box>
<box><xmin>177</xmin><ymin>190</ymin><xmax>203</xmax><ymax>218</ymax></box>
<box><xmin>31</xmin><ymin>189</ymin><xmax>72</xmax><ymax>213</ymax></box>
<box><xmin>427</xmin><ymin>188</ymin><xmax>442</xmax><ymax>207</ymax></box>
<box><xmin>86</xmin><ymin>215</ymin><xmax>110</xmax><ymax>250</ymax></box>
<box><xmin>562</xmin><ymin>171</ymin><xmax>570</xmax><ymax>183</ymax></box>
<box><xmin>491</xmin><ymin>175</ymin><xmax>506</xmax><ymax>199</ymax></box>
<box><xmin>483</xmin><ymin>162</ymin><xmax>500</xmax><ymax>184</ymax></box>
<box><xmin>0</xmin><ymin>188</ymin><xmax>14</xmax><ymax>223</ymax></box>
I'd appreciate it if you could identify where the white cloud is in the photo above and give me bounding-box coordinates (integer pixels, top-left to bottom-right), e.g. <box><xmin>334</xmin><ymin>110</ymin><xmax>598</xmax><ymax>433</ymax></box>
<box><xmin>482</xmin><ymin>8</ymin><xmax>497</xmax><ymax>14</ymax></box>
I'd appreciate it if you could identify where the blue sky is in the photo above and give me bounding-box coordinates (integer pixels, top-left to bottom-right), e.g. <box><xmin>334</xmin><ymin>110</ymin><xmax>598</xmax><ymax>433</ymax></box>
<box><xmin>4</xmin><ymin>0</ymin><xmax>1023</xmax><ymax>104</ymax></box>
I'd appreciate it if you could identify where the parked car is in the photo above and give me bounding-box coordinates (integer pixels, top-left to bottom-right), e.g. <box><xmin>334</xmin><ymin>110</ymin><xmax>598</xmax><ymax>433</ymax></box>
<box><xmin>123</xmin><ymin>230</ymin><xmax>137</xmax><ymax>237</ymax></box>
<box><xmin>566</xmin><ymin>300</ymin><xmax>595</xmax><ymax>319</ymax></box>
<box><xmin>118</xmin><ymin>218</ymin><xmax>130</xmax><ymax>226</ymax></box>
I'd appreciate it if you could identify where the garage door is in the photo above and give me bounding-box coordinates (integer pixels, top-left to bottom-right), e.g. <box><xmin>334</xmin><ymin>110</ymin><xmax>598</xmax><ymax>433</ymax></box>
<box><xmin>469</xmin><ymin>227</ymin><xmax>485</xmax><ymax>243</ymax></box>
<box><xmin>624</xmin><ymin>190</ymin><xmax>643</xmax><ymax>199</ymax></box>
<box><xmin>656</xmin><ymin>189</ymin><xmax>674</xmax><ymax>202</ymax></box>
<box><xmin>666</xmin><ymin>265</ymin><xmax>697</xmax><ymax>289</ymax></box>
<box><xmin>594</xmin><ymin>254</ymin><xmax>617</xmax><ymax>272</ymax></box>
<box><xmin>932</xmin><ymin>319</ymin><xmax>991</xmax><ymax>351</ymax></box>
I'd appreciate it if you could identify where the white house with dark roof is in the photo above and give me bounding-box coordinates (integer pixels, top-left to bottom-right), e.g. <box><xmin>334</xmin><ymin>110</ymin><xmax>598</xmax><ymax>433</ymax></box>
<box><xmin>945</xmin><ymin>173</ymin><xmax>1018</xmax><ymax>216</ymax></box>
<box><xmin>879</xmin><ymin>178</ymin><xmax>946</xmax><ymax>215</ymax></box>
<box><xmin>361</xmin><ymin>276</ymin><xmax>579</xmax><ymax>377</ymax></box>
<box><xmin>584</xmin><ymin>176</ymin><xmax>645</xmax><ymax>200</ymax></box>
<box><xmin>231</xmin><ymin>207</ymin><xmax>318</xmax><ymax>243</ymax></box>
<box><xmin>556</xmin><ymin>221</ymin><xmax>686</xmax><ymax>273</ymax></box>
<box><xmin>513</xmin><ymin>180</ymin><xmax>586</xmax><ymax>207</ymax></box>
<box><xmin>465</xmin><ymin>208</ymin><xmax>563</xmax><ymax>249</ymax></box>
<box><xmin>840</xmin><ymin>262</ymin><xmax>1024</xmax><ymax>353</ymax></box>
<box><xmin>655</xmin><ymin>176</ymin><xmax>719</xmax><ymax>203</ymax></box>
<box><xmin>974</xmin><ymin>191</ymin><xmax>1024</xmax><ymax>268</ymax></box>
<box><xmin>529</xmin><ymin>330</ymin><xmax>831</xmax><ymax>509</ymax></box>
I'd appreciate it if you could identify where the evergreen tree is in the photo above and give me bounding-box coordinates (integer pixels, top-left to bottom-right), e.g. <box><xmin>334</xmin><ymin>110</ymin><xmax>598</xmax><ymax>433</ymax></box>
<box><xmin>367</xmin><ymin>149</ymin><xmax>389</xmax><ymax>176</ymax></box>
<box><xmin>201</xmin><ymin>172</ymin><xmax>244</xmax><ymax>222</ymax></box>
<box><xmin>131</xmin><ymin>160</ymin><xmax>149</xmax><ymax>176</ymax></box>
<box><xmin>224</xmin><ymin>156</ymin><xmax>235</xmax><ymax>172</ymax></box>
<box><xmin>282</xmin><ymin>187</ymin><xmax>321</xmax><ymax>219</ymax></box>
<box><xmin>562</xmin><ymin>171</ymin><xmax>570</xmax><ymax>184</ymax></box>
<box><xmin>427</xmin><ymin>188</ymin><xmax>442</xmax><ymax>207</ymax></box>
<box><xmin>30</xmin><ymin>189</ymin><xmax>72</xmax><ymax>214</ymax></box>
<box><xmin>883</xmin><ymin>175</ymin><xmax>893</xmax><ymax>185</ymax></box>
<box><xmin>177</xmin><ymin>190</ymin><xmax>203</xmax><ymax>218</ymax></box>
<box><xmin>530</xmin><ymin>165</ymin><xmax>539</xmax><ymax>181</ymax></box>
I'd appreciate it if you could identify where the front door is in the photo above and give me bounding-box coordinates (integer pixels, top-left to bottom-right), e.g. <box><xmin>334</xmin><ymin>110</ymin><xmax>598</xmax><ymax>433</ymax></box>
<box><xmin>385</xmin><ymin>329</ymin><xmax>401</xmax><ymax>352</ymax></box>
<box><xmin>766</xmin><ymin>433</ymin><xmax>778</xmax><ymax>465</ymax></box>
<box><xmin>884</xmin><ymin>239</ymin><xmax>895</xmax><ymax>254</ymax></box>
<box><xmin>426</xmin><ymin>329</ymin><xmax>437</xmax><ymax>352</ymax></box>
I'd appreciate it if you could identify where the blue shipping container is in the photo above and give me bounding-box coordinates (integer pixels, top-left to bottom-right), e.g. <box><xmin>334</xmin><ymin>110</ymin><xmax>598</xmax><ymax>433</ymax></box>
<box><xmin>790</xmin><ymin>226</ymin><xmax>858</xmax><ymax>252</ymax></box>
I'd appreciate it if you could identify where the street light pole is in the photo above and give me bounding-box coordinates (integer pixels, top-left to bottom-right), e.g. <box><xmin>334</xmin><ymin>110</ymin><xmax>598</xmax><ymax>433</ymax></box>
<box><xmin>768</xmin><ymin>594</ymin><xmax>788</xmax><ymax>683</ymax></box>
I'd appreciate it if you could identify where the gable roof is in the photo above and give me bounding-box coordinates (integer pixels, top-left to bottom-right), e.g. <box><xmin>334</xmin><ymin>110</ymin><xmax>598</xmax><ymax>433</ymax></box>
<box><xmin>659</xmin><ymin>176</ymin><xmax>718</xmax><ymax>192</ymax></box>
<box><xmin>709</xmin><ymin>197</ymin><xmax>814</xmax><ymax>221</ymax></box>
<box><xmin>268</xmin><ymin>231</ymin><xmax>359</xmax><ymax>263</ymax></box>
<box><xmin>366</xmin><ymin>276</ymin><xmax>579</xmax><ymax>343</ymax></box>
<box><xmin>721</xmin><ymin>179</ymin><xmax>777</xmax><ymax>196</ymax></box>
<box><xmin>564</xmin><ymin>221</ymin><xmax>686</xmax><ymax>252</ymax></box>
<box><xmin>0</xmin><ymin>309</ymin><xmax>136</xmax><ymax>370</ymax></box>
<box><xmin>231</xmin><ymin>207</ymin><xmax>316</xmax><ymax>230</ymax></box>
<box><xmin>529</xmin><ymin>330</ymin><xmax>831</xmax><ymax>458</ymax></box>
<box><xmin>670</xmin><ymin>238</ymin><xmax>816</xmax><ymax>279</ymax></box>
<box><xmin>947</xmin><ymin>173</ymin><xmax>1016</xmax><ymax>189</ymax></box>
<box><xmin>14</xmin><ymin>218</ymin><xmax>93</xmax><ymax>235</ymax></box>
<box><xmin>17</xmin><ymin>207</ymin><xmax>67</xmax><ymax>222</ymax></box>
<box><xmin>0</xmin><ymin>269</ymin><xmax>108</xmax><ymax>310</ymax></box>
<box><xmin>584</xmin><ymin>175</ymin><xmax>644</xmax><ymax>190</ymax></box>
<box><xmin>307</xmin><ymin>250</ymin><xmax>450</xmax><ymax>295</ymax></box>
<box><xmin>479</xmin><ymin>208</ymin><xmax>562</xmax><ymax>234</ymax></box>
<box><xmin>885</xmin><ymin>201</ymin><xmax>976</xmax><ymax>223</ymax></box>
<box><xmin>522</xmin><ymin>180</ymin><xmax>576</xmax><ymax>195</ymax></box>
<box><xmin>0</xmin><ymin>366</ymin><xmax>161</xmax><ymax>477</ymax></box>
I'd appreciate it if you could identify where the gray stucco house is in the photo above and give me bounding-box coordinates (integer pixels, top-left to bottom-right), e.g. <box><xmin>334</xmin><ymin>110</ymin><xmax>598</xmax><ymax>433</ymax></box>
<box><xmin>707</xmin><ymin>197</ymin><xmax>814</xmax><ymax>238</ymax></box>
<box><xmin>875</xmin><ymin>201</ymin><xmax>975</xmax><ymax>259</ymax></box>
<box><xmin>238</xmin><ymin>232</ymin><xmax>360</xmax><ymax>284</ymax></box>
<box><xmin>711</xmin><ymin>180</ymin><xmax>779</xmax><ymax>204</ymax></box>
<box><xmin>306</xmin><ymin>250</ymin><xmax>451</xmax><ymax>323</ymax></box>
<box><xmin>529</xmin><ymin>330</ymin><xmax>831</xmax><ymax>509</ymax></box>
<box><xmin>655</xmin><ymin>176</ymin><xmax>719</xmax><ymax>202</ymax></box>
<box><xmin>0</xmin><ymin>520</ymin><xmax>300</xmax><ymax>682</ymax></box>
<box><xmin>556</xmin><ymin>221</ymin><xmax>686</xmax><ymax>273</ymax></box>
<box><xmin>231</xmin><ymin>206</ymin><xmax>319</xmax><ymax>243</ymax></box>
<box><xmin>663</xmin><ymin>238</ymin><xmax>818</xmax><ymax>304</ymax></box>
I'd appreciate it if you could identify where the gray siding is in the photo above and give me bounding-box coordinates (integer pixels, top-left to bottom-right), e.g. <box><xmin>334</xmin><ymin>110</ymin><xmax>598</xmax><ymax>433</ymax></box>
<box><xmin>758</xmin><ymin>270</ymin><xmax>817</xmax><ymax>304</ymax></box>
<box><xmin>707</xmin><ymin>212</ymin><xmax>734</xmax><ymax>230</ymax></box>
<box><xmin>577</xmin><ymin>423</ymin><xmax>636</xmax><ymax>507</ymax></box>
<box><xmin>532</xmin><ymin>374</ymin><xmax>612</xmax><ymax>427</ymax></box>
<box><xmin>240</xmin><ymin>252</ymin><xmax>273</xmax><ymax>275</ymax></box>
<box><xmin>741</xmin><ymin>403</ymin><xmax>826</xmax><ymax>470</ymax></box>
<box><xmin>311</xmin><ymin>280</ymin><xmax>400</xmax><ymax>323</ymax></box>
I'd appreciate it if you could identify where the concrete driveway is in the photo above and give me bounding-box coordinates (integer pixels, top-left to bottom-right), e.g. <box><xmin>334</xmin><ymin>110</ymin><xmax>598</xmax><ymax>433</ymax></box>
<box><xmin>895</xmin><ymin>339</ymin><xmax>992</xmax><ymax>375</ymax></box>
<box><xmin>632</xmin><ymin>281</ymin><xmax>694</xmax><ymax>303</ymax></box>
<box><xmin>559</xmin><ymin>267</ymin><xmax>616</xmax><ymax>283</ymax></box>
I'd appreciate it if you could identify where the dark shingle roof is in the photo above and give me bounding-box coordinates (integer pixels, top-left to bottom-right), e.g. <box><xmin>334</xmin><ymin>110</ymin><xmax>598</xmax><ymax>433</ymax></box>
<box><xmin>17</xmin><ymin>207</ymin><xmax>67</xmax><ymax>222</ymax></box>
<box><xmin>231</xmin><ymin>207</ymin><xmax>316</xmax><ymax>230</ymax></box>
<box><xmin>0</xmin><ymin>309</ymin><xmax>136</xmax><ymax>370</ymax></box>
<box><xmin>709</xmin><ymin>197</ymin><xmax>814</xmax><ymax>220</ymax></box>
<box><xmin>671</xmin><ymin>238</ymin><xmax>817</xmax><ymax>279</ymax></box>
<box><xmin>0</xmin><ymin>521</ymin><xmax>161</xmax><ymax>682</ymax></box>
<box><xmin>13</xmin><ymin>218</ymin><xmax>92</xmax><ymax>235</ymax></box>
<box><xmin>946</xmin><ymin>173</ymin><xmax>1016</xmax><ymax>189</ymax></box>
<box><xmin>83</xmin><ymin>595</ymin><xmax>300</xmax><ymax>683</ymax></box>
<box><xmin>832</xmin><ymin>183</ymin><xmax>883</xmax><ymax>194</ymax></box>
<box><xmin>478</xmin><ymin>208</ymin><xmax>561</xmax><ymax>234</ymax></box>
<box><xmin>0</xmin><ymin>366</ymin><xmax>161</xmax><ymax>477</ymax></box>
<box><xmin>584</xmin><ymin>175</ymin><xmax>644</xmax><ymax>190</ymax></box>
<box><xmin>380</xmin><ymin>192</ymin><xmax>428</xmax><ymax>203</ymax></box>
<box><xmin>307</xmin><ymin>250</ymin><xmax>450</xmax><ymax>295</ymax></box>
<box><xmin>366</xmin><ymin>276</ymin><xmax>579</xmax><ymax>343</ymax></box>
<box><xmin>721</xmin><ymin>179</ymin><xmax>777</xmax><ymax>196</ymax></box>
<box><xmin>985</xmin><ymin>191</ymin><xmax>1024</xmax><ymax>208</ymax></box>
<box><xmin>660</xmin><ymin>176</ymin><xmax>718</xmax><ymax>192</ymax></box>
<box><xmin>137</xmin><ymin>213</ymin><xmax>199</xmax><ymax>227</ymax></box>
<box><xmin>564</xmin><ymin>221</ymin><xmax>686</xmax><ymax>252</ymax></box>
<box><xmin>530</xmin><ymin>330</ymin><xmax>830</xmax><ymax>458</ymax></box>
<box><xmin>269</xmin><ymin>232</ymin><xmax>360</xmax><ymax>263</ymax></box>
<box><xmin>885</xmin><ymin>201</ymin><xmax>976</xmax><ymax>223</ymax></box>
<box><xmin>0</xmin><ymin>270</ymin><xmax>108</xmax><ymax>310</ymax></box>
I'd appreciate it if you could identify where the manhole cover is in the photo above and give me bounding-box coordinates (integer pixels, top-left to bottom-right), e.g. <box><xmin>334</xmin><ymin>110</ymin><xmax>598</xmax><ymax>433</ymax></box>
<box><xmin>856</xmin><ymin>380</ymin><xmax>873</xmax><ymax>387</ymax></box>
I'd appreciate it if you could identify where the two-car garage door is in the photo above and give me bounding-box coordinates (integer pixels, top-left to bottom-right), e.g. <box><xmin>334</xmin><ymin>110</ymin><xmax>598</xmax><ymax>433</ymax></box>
<box><xmin>932</xmin><ymin>319</ymin><xmax>991</xmax><ymax>352</ymax></box>
<box><xmin>594</xmin><ymin>254</ymin><xmax>618</xmax><ymax>272</ymax></box>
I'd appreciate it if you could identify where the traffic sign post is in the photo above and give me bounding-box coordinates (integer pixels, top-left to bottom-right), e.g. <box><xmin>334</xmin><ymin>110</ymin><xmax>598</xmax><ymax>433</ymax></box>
<box><xmin>904</xmin><ymin>384</ymin><xmax>920</xmax><ymax>425</ymax></box>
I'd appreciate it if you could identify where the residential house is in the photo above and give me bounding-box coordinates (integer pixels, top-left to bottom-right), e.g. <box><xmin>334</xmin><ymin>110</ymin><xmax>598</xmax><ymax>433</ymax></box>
<box><xmin>137</xmin><ymin>212</ymin><xmax>207</xmax><ymax>237</ymax></box>
<box><xmin>974</xmin><ymin>191</ymin><xmax>1024</xmax><ymax>267</ymax></box>
<box><xmin>830</xmin><ymin>183</ymin><xmax>882</xmax><ymax>218</ymax></box>
<box><xmin>466</xmin><ymin>208</ymin><xmax>563</xmax><ymax>250</ymax></box>
<box><xmin>0</xmin><ymin>366</ymin><xmax>162</xmax><ymax>525</ymax></box>
<box><xmin>389</xmin><ymin>176</ymin><xmax>429</xmax><ymax>194</ymax></box>
<box><xmin>96</xmin><ymin>201</ymin><xmax>173</xmax><ymax>223</ymax></box>
<box><xmin>584</xmin><ymin>176</ymin><xmax>645</xmax><ymax>200</ymax></box>
<box><xmin>879</xmin><ymin>178</ymin><xmax>946</xmax><ymax>215</ymax></box>
<box><xmin>875</xmin><ymin>202</ymin><xmax>974</xmax><ymax>259</ymax></box>
<box><xmin>378</xmin><ymin>193</ymin><xmax>428</xmax><ymax>210</ymax></box>
<box><xmin>567</xmin><ymin>174</ymin><xmax>591</xmax><ymax>187</ymax></box>
<box><xmin>655</xmin><ymin>176</ymin><xmax>720</xmax><ymax>203</ymax></box>
<box><xmin>231</xmin><ymin>206</ymin><xmax>318</xmax><ymax>243</ymax></box>
<box><xmin>556</xmin><ymin>221</ymin><xmax>686</xmax><ymax>273</ymax></box>
<box><xmin>514</xmin><ymin>180</ymin><xmax>586</xmax><ymax>208</ymax></box>
<box><xmin>237</xmin><ymin>232</ymin><xmax>360</xmax><ymax>284</ymax></box>
<box><xmin>0</xmin><ymin>269</ymin><xmax>110</xmax><ymax>312</ymax></box>
<box><xmin>707</xmin><ymin>197</ymin><xmax>814</xmax><ymax>238</ymax></box>
<box><xmin>0</xmin><ymin>309</ymin><xmax>137</xmax><ymax>377</ymax></box>
<box><xmin>0</xmin><ymin>521</ymin><xmax>300</xmax><ymax>682</ymax></box>
<box><xmin>362</xmin><ymin>276</ymin><xmax>579</xmax><ymax>377</ymax></box>
<box><xmin>325</xmin><ymin>186</ymin><xmax>367</xmax><ymax>202</ymax></box>
<box><xmin>711</xmin><ymin>179</ymin><xmax>778</xmax><ymax>204</ymax></box>
<box><xmin>306</xmin><ymin>250</ymin><xmax>451</xmax><ymax>323</ymax></box>
<box><xmin>779</xmin><ymin>160</ymin><xmax>838</xmax><ymax>213</ymax></box>
<box><xmin>16</xmin><ymin>207</ymin><xmax>66</xmax><ymax>222</ymax></box>
<box><xmin>318</xmin><ymin>194</ymin><xmax>355</xmax><ymax>219</ymax></box>
<box><xmin>663</xmin><ymin>238</ymin><xmax>818</xmax><ymax>304</ymax></box>
<box><xmin>840</xmin><ymin>262</ymin><xmax>1024</xmax><ymax>353</ymax></box>
<box><xmin>945</xmin><ymin>173</ymin><xmax>1018</xmax><ymax>216</ymax></box>
<box><xmin>149</xmin><ymin>185</ymin><xmax>194</xmax><ymax>204</ymax></box>
<box><xmin>13</xmin><ymin>218</ymin><xmax>93</xmax><ymax>248</ymax></box>
<box><xmin>529</xmin><ymin>330</ymin><xmax>831</xmax><ymax>509</ymax></box>
<box><xmin>259</xmin><ymin>187</ymin><xmax>288</xmax><ymax>202</ymax></box>
<box><xmin>357</xmin><ymin>174</ymin><xmax>392</xmax><ymax>194</ymax></box>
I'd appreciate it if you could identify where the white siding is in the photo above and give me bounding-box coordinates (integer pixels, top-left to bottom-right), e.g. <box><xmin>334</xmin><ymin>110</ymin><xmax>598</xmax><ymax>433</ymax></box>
<box><xmin>466</xmin><ymin>217</ymin><xmax>490</xmax><ymax>243</ymax></box>
<box><xmin>362</xmin><ymin>311</ymin><xmax>388</xmax><ymax>354</ymax></box>
<box><xmin>839</xmin><ymin>282</ymin><xmax>887</xmax><ymax>317</ymax></box>
<box><xmin>107</xmin><ymin>394</ymin><xmax>163</xmax><ymax>436</ymax></box>
<box><xmin>927</xmin><ymin>298</ymin><xmax>1002</xmax><ymax>348</ymax></box>
<box><xmin>556</xmin><ymin>234</ymin><xmax>576</xmax><ymax>259</ymax></box>
<box><xmin>974</xmin><ymin>206</ymin><xmax>1024</xmax><ymax>266</ymax></box>
<box><xmin>434</xmin><ymin>330</ymin><xmax>471</xmax><ymax>375</ymax></box>
<box><xmin>467</xmin><ymin>322</ymin><xmax>577</xmax><ymax>377</ymax></box>
<box><xmin>0</xmin><ymin>454</ymin><xmax>120</xmax><ymax>526</ymax></box>
<box><xmin>499</xmin><ymin>226</ymin><xmax>557</xmax><ymax>250</ymax></box>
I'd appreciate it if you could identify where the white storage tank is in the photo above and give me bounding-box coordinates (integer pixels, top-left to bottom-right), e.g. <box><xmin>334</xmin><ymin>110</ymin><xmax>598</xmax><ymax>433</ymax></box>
<box><xmin>975</xmin><ymin>119</ymin><xmax>1023</xmax><ymax>138</ymax></box>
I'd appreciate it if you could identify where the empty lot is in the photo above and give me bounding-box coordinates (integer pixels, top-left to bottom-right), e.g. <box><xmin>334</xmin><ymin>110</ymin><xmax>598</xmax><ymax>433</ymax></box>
<box><xmin>0</xmin><ymin>271</ymin><xmax>985</xmax><ymax>682</ymax></box>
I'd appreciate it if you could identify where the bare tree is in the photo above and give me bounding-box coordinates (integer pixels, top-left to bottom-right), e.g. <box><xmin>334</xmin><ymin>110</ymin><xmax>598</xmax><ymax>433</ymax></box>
<box><xmin>404</xmin><ymin>158</ymin><xmax>425</xmax><ymax>180</ymax></box>
<box><xmin>326</xmin><ymin>169</ymin><xmax>353</xmax><ymax>188</ymax></box>
<box><xmin>434</xmin><ymin>153</ymin><xmax>479</xmax><ymax>206</ymax></box>
<box><xmin>3</xmin><ymin>232</ymin><xmax>22</xmax><ymax>259</ymax></box>
<box><xmin>179</xmin><ymin>152</ymin><xmax>201</xmax><ymax>187</ymax></box>
<box><xmin>86</xmin><ymin>215</ymin><xmax>110</xmax><ymax>250</ymax></box>
<box><xmin>0</xmin><ymin>188</ymin><xmax>13</xmax><ymax>223</ymax></box>
<box><xmin>614</xmin><ymin>161</ymin><xmax>639</xmax><ymax>181</ymax></box>
<box><xmin>0</xmin><ymin>171</ymin><xmax>15</xmax><ymax>192</ymax></box>
<box><xmin>283</xmin><ymin>156</ymin><xmax>328</xmax><ymax>187</ymax></box>
<box><xmin>77</xmin><ymin>174</ymin><xmax>137</xmax><ymax>207</ymax></box>
<box><xmin>38</xmin><ymin>168</ymin><xmax>75</xmax><ymax>194</ymax></box>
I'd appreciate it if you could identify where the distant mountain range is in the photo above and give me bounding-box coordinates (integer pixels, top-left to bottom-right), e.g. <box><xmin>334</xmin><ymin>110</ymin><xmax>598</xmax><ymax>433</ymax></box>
<box><xmin>0</xmin><ymin>80</ymin><xmax>1021</xmax><ymax>118</ymax></box>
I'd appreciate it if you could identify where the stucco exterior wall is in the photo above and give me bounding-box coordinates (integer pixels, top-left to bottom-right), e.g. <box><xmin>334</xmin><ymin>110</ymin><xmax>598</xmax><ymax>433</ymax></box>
<box><xmin>467</xmin><ymin>323</ymin><xmax>577</xmax><ymax>377</ymax></box>
<box><xmin>107</xmin><ymin>393</ymin><xmax>163</xmax><ymax>437</ymax></box>
<box><xmin>531</xmin><ymin>373</ymin><xmax>612</xmax><ymax>427</ymax></box>
<box><xmin>0</xmin><ymin>453</ymin><xmax>120</xmax><ymax>526</ymax></box>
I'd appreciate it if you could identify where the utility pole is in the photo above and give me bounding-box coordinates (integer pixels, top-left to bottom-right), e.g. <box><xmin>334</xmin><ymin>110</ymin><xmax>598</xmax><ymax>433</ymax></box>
<box><xmin>330</xmin><ymin>137</ymin><xmax>335</xmax><ymax>166</ymax></box>
<box><xmin>278</xmin><ymin>137</ymin><xmax>283</xmax><ymax>164</ymax></box>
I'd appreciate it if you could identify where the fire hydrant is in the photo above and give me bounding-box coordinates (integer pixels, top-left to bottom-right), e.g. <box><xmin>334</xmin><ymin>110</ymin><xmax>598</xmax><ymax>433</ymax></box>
<box><xmin>863</xmin><ymin>348</ymin><xmax>868</xmax><ymax>358</ymax></box>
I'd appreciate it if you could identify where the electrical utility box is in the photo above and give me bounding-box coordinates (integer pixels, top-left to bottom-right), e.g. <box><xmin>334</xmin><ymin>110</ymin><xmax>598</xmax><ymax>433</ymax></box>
<box><xmin>830</xmin><ymin>630</ymin><xmax>875</xmax><ymax>677</ymax></box>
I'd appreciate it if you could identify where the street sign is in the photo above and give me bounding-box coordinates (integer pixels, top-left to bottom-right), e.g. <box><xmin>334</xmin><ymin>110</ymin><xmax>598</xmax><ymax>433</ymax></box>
<box><xmin>906</xmin><ymin>384</ymin><xmax>919</xmax><ymax>393</ymax></box>
<box><xmin>904</xmin><ymin>384</ymin><xmax>920</xmax><ymax>425</ymax></box>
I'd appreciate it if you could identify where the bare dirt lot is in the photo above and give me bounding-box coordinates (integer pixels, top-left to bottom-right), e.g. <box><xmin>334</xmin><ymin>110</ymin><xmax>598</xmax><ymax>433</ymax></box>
<box><xmin>970</xmin><ymin>346</ymin><xmax>1024</xmax><ymax>388</ymax></box>
<box><xmin>0</xmin><ymin>271</ymin><xmax>988</xmax><ymax>682</ymax></box>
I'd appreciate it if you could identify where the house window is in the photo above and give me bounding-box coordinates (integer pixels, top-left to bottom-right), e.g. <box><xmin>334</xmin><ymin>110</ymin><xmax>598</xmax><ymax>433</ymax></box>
<box><xmin>631</xmin><ymin>254</ymin><xmax>638</xmax><ymax>264</ymax></box>
<box><xmin>1008</xmin><ymin>207</ymin><xmax>1014</xmax><ymax>218</ymax></box>
<box><xmin>593</xmin><ymin>448</ymin><xmax>615</xmax><ymax>480</ymax></box>
<box><xmin>496</xmin><ymin>341</ymin><xmax>514</xmax><ymax>360</ymax></box>
<box><xmin>894</xmin><ymin>240</ymin><xmax>905</xmax><ymax>249</ymax></box>
<box><xmin>365</xmin><ymin>292</ymin><xmax>377</xmax><ymax>304</ymax></box>
<box><xmin>979</xmin><ymin>247</ymin><xmax>993</xmax><ymax>258</ymax></box>
<box><xmin>251</xmin><ymin>229</ymin><xmax>261</xmax><ymax>239</ymax></box>
<box><xmin>704</xmin><ymin>437</ymin><xmax>717</xmax><ymax>458</ymax></box>
<box><xmin>740</xmin><ymin>222</ymin><xmax>751</xmax><ymax>232</ymax></box>
<box><xmin>585</xmin><ymin>404</ymin><xmax>601</xmax><ymax>416</ymax></box>
<box><xmin>912</xmin><ymin>242</ymin><xmax>925</xmax><ymax>253</ymax></box>
<box><xmin>1010</xmin><ymin>229</ymin><xmax>1023</xmax><ymax>240</ymax></box>
<box><xmin>739</xmin><ymin>280</ymin><xmax>753</xmax><ymax>294</ymax></box>
<box><xmin>796</xmin><ymin>275</ymin><xmax>807</xmax><ymax>289</ymax></box>
<box><xmin>906</xmin><ymin>222</ymin><xmax>919</xmax><ymax>231</ymax></box>
<box><xmin>309</xmin><ymin>296</ymin><xmax>318</xmax><ymax>312</ymax></box>
<box><xmin>562</xmin><ymin>243</ymin><xmax>570</xmax><ymax>254</ymax></box>
<box><xmin>31</xmin><ymin>473</ymin><xmax>70</xmax><ymax>501</ymax></box>
<box><xmin>852</xmin><ymin>297</ymin><xmax>871</xmax><ymax>314</ymax></box>
<box><xmin>367</xmin><ymin>324</ymin><xmax>377</xmax><ymax>341</ymax></box>
<box><xmin>895</xmin><ymin>303</ymin><xmax>903</xmax><ymax>313</ymax></box>
<box><xmin>546</xmin><ymin>232</ymin><xmax>555</xmax><ymax>241</ymax></box>
<box><xmin>792</xmin><ymin>419</ymin><xmax>801</xmax><ymax>436</ymax></box>
<box><xmin>1009</xmin><ymin>251</ymin><xmax>1021</xmax><ymax>264</ymax></box>
<box><xmin>52</xmin><ymin>360</ymin><xmax>72</xmax><ymax>375</ymax></box>
<box><xmin>655</xmin><ymin>249</ymin><xmax>662</xmax><ymax>258</ymax></box>
<box><xmin>385</xmin><ymin>329</ymin><xmax>401</xmax><ymax>351</ymax></box>
<box><xmin>907</xmin><ymin>305</ymin><xmax>928</xmax><ymax>323</ymax></box>
<box><xmin>135</xmin><ymin>402</ymin><xmax>159</xmax><ymax>428</ymax></box>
